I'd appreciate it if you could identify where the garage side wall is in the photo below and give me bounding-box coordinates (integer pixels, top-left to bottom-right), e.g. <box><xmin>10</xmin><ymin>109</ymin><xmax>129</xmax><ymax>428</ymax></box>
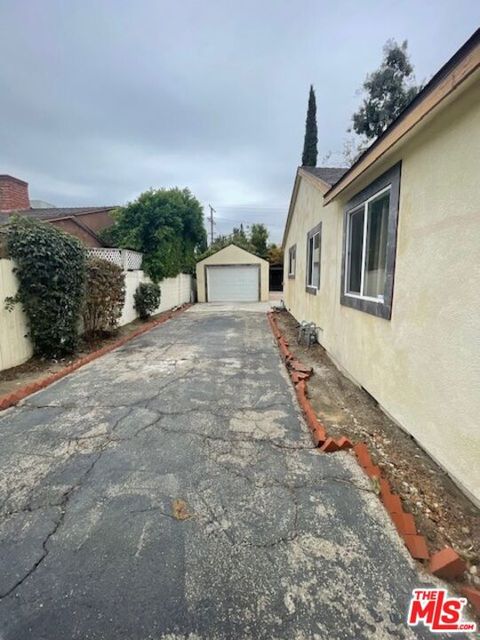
<box><xmin>283</xmin><ymin>84</ymin><xmax>480</xmax><ymax>505</ymax></box>
<box><xmin>196</xmin><ymin>246</ymin><xmax>269</xmax><ymax>302</ymax></box>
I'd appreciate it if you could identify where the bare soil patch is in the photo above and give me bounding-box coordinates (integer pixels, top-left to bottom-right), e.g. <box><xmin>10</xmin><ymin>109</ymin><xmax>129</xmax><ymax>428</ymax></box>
<box><xmin>275</xmin><ymin>309</ymin><xmax>480</xmax><ymax>590</ymax></box>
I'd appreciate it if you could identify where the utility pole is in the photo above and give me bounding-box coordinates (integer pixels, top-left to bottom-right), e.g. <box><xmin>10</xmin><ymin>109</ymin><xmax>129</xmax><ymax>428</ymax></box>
<box><xmin>207</xmin><ymin>205</ymin><xmax>216</xmax><ymax>245</ymax></box>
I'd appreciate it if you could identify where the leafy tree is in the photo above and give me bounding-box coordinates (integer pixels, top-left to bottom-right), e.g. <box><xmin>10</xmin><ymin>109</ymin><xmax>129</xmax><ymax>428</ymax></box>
<box><xmin>196</xmin><ymin>222</ymin><xmax>287</xmax><ymax>265</ymax></box>
<box><xmin>352</xmin><ymin>39</ymin><xmax>422</xmax><ymax>141</ymax></box>
<box><xmin>250</xmin><ymin>223</ymin><xmax>269</xmax><ymax>259</ymax></box>
<box><xmin>198</xmin><ymin>232</ymin><xmax>252</xmax><ymax>260</ymax></box>
<box><xmin>197</xmin><ymin>222</ymin><xmax>270</xmax><ymax>261</ymax></box>
<box><xmin>231</xmin><ymin>223</ymin><xmax>249</xmax><ymax>246</ymax></box>
<box><xmin>267</xmin><ymin>244</ymin><xmax>283</xmax><ymax>265</ymax></box>
<box><xmin>104</xmin><ymin>188</ymin><xmax>207</xmax><ymax>282</ymax></box>
<box><xmin>301</xmin><ymin>85</ymin><xmax>318</xmax><ymax>166</ymax></box>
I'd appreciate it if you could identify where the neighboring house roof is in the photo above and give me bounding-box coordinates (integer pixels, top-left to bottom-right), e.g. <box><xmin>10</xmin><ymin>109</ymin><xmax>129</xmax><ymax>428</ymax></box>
<box><xmin>300</xmin><ymin>166</ymin><xmax>348</xmax><ymax>186</ymax></box>
<box><xmin>0</xmin><ymin>206</ymin><xmax>117</xmax><ymax>247</ymax></box>
<box><xmin>29</xmin><ymin>199</ymin><xmax>56</xmax><ymax>209</ymax></box>
<box><xmin>0</xmin><ymin>212</ymin><xmax>107</xmax><ymax>245</ymax></box>
<box><xmin>0</xmin><ymin>174</ymin><xmax>118</xmax><ymax>247</ymax></box>
<box><xmin>7</xmin><ymin>205</ymin><xmax>116</xmax><ymax>222</ymax></box>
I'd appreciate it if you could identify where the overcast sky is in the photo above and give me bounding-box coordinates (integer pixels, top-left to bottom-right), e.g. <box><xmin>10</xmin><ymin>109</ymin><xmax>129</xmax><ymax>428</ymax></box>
<box><xmin>0</xmin><ymin>1</ymin><xmax>478</xmax><ymax>242</ymax></box>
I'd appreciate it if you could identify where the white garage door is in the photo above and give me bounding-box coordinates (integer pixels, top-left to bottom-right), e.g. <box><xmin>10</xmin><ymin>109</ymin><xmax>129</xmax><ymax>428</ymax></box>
<box><xmin>207</xmin><ymin>265</ymin><xmax>259</xmax><ymax>302</ymax></box>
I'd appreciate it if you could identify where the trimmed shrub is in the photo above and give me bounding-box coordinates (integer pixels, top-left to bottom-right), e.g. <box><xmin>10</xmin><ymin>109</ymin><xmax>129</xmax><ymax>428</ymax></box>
<box><xmin>83</xmin><ymin>258</ymin><xmax>125</xmax><ymax>336</ymax></box>
<box><xmin>134</xmin><ymin>282</ymin><xmax>161</xmax><ymax>319</ymax></box>
<box><xmin>6</xmin><ymin>217</ymin><xmax>86</xmax><ymax>357</ymax></box>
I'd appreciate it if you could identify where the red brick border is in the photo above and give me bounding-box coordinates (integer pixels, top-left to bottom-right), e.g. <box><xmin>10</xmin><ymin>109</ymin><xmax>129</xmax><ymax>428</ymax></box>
<box><xmin>459</xmin><ymin>586</ymin><xmax>480</xmax><ymax>615</ymax></box>
<box><xmin>268</xmin><ymin>311</ymin><xmax>353</xmax><ymax>454</ymax></box>
<box><xmin>0</xmin><ymin>304</ymin><xmax>191</xmax><ymax>412</ymax></box>
<box><xmin>266</xmin><ymin>309</ymin><xmax>478</xmax><ymax>608</ymax></box>
<box><xmin>430</xmin><ymin>548</ymin><xmax>467</xmax><ymax>579</ymax></box>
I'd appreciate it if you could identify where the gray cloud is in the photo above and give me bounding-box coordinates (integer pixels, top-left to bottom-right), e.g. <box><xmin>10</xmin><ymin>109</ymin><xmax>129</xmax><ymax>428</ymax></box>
<box><xmin>1</xmin><ymin>0</ymin><xmax>478</xmax><ymax>242</ymax></box>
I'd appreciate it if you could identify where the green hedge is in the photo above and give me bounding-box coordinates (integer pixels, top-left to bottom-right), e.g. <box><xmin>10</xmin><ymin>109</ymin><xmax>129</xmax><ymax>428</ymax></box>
<box><xmin>6</xmin><ymin>217</ymin><xmax>86</xmax><ymax>357</ymax></box>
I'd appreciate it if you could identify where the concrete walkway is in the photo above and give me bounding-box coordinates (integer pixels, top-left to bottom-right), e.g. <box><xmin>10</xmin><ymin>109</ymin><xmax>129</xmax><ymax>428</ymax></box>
<box><xmin>0</xmin><ymin>305</ymin><xmax>445</xmax><ymax>639</ymax></box>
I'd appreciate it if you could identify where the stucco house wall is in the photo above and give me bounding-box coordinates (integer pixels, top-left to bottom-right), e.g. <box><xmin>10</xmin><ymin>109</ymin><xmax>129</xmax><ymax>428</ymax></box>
<box><xmin>283</xmin><ymin>80</ymin><xmax>480</xmax><ymax>505</ymax></box>
<box><xmin>196</xmin><ymin>244</ymin><xmax>269</xmax><ymax>302</ymax></box>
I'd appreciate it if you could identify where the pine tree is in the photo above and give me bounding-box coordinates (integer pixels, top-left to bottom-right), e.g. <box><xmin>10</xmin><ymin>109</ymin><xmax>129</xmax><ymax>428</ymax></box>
<box><xmin>301</xmin><ymin>85</ymin><xmax>318</xmax><ymax>167</ymax></box>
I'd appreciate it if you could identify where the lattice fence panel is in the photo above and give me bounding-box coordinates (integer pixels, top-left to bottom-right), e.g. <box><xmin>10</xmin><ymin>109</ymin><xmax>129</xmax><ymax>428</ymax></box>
<box><xmin>87</xmin><ymin>248</ymin><xmax>143</xmax><ymax>271</ymax></box>
<box><xmin>124</xmin><ymin>250</ymin><xmax>143</xmax><ymax>270</ymax></box>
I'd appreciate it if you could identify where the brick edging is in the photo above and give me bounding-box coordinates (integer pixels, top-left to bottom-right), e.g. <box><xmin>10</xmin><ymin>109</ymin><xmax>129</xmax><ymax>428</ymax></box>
<box><xmin>0</xmin><ymin>304</ymin><xmax>192</xmax><ymax>412</ymax></box>
<box><xmin>267</xmin><ymin>310</ymin><xmax>479</xmax><ymax>613</ymax></box>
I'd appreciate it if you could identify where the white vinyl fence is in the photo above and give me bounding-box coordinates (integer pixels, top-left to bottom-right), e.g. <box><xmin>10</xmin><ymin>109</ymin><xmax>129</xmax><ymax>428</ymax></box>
<box><xmin>0</xmin><ymin>257</ymin><xmax>192</xmax><ymax>373</ymax></box>
<box><xmin>0</xmin><ymin>259</ymin><xmax>33</xmax><ymax>372</ymax></box>
<box><xmin>119</xmin><ymin>272</ymin><xmax>192</xmax><ymax>326</ymax></box>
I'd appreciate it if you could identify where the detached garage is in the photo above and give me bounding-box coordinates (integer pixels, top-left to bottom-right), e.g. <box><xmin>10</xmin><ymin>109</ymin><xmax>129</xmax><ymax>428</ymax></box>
<box><xmin>196</xmin><ymin>244</ymin><xmax>269</xmax><ymax>302</ymax></box>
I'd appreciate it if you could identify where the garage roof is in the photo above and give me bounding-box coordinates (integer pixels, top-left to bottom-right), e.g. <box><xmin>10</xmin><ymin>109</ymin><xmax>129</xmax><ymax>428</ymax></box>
<box><xmin>197</xmin><ymin>243</ymin><xmax>268</xmax><ymax>264</ymax></box>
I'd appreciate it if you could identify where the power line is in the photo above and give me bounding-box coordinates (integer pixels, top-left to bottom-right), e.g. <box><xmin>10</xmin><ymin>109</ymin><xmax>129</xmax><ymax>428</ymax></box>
<box><xmin>216</xmin><ymin>220</ymin><xmax>284</xmax><ymax>229</ymax></box>
<box><xmin>219</xmin><ymin>212</ymin><xmax>287</xmax><ymax>217</ymax></box>
<box><xmin>214</xmin><ymin>203</ymin><xmax>287</xmax><ymax>209</ymax></box>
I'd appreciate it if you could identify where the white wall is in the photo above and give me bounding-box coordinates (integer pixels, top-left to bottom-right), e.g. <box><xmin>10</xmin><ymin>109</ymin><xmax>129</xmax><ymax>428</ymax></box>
<box><xmin>0</xmin><ymin>263</ymin><xmax>192</xmax><ymax>372</ymax></box>
<box><xmin>120</xmin><ymin>271</ymin><xmax>192</xmax><ymax>326</ymax></box>
<box><xmin>0</xmin><ymin>259</ymin><xmax>33</xmax><ymax>371</ymax></box>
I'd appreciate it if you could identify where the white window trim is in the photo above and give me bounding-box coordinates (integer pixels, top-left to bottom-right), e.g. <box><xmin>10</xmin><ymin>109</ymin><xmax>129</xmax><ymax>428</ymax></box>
<box><xmin>340</xmin><ymin>162</ymin><xmax>401</xmax><ymax>321</ymax></box>
<box><xmin>344</xmin><ymin>185</ymin><xmax>391</xmax><ymax>303</ymax></box>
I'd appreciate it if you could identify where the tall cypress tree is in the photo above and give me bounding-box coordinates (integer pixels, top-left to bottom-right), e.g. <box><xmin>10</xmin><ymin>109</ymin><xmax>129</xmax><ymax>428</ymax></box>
<box><xmin>301</xmin><ymin>85</ymin><xmax>318</xmax><ymax>166</ymax></box>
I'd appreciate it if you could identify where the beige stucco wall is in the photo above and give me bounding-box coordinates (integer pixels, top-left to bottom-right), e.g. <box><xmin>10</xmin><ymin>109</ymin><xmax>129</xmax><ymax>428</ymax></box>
<box><xmin>284</xmin><ymin>80</ymin><xmax>480</xmax><ymax>505</ymax></box>
<box><xmin>196</xmin><ymin>244</ymin><xmax>269</xmax><ymax>302</ymax></box>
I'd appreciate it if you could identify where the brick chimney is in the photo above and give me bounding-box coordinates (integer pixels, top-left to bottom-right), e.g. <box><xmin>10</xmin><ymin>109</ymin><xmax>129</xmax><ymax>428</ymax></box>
<box><xmin>0</xmin><ymin>175</ymin><xmax>30</xmax><ymax>213</ymax></box>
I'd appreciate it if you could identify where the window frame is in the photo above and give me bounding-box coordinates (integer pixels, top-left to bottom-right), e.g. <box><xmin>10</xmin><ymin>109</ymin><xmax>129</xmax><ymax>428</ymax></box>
<box><xmin>340</xmin><ymin>163</ymin><xmax>401</xmax><ymax>320</ymax></box>
<box><xmin>345</xmin><ymin>185</ymin><xmax>390</xmax><ymax>302</ymax></box>
<box><xmin>288</xmin><ymin>244</ymin><xmax>296</xmax><ymax>278</ymax></box>
<box><xmin>305</xmin><ymin>222</ymin><xmax>322</xmax><ymax>295</ymax></box>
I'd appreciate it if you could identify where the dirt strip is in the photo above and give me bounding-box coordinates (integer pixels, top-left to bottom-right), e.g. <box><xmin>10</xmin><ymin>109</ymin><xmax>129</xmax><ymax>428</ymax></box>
<box><xmin>270</xmin><ymin>309</ymin><xmax>480</xmax><ymax>616</ymax></box>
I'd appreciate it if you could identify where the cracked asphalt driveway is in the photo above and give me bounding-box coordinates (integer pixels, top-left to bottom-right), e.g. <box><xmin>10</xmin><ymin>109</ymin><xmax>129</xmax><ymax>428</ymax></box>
<box><xmin>0</xmin><ymin>305</ymin><xmax>442</xmax><ymax>639</ymax></box>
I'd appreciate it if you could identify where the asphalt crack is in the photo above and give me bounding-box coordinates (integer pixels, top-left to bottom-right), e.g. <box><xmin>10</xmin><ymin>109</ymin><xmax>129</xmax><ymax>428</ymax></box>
<box><xmin>0</xmin><ymin>408</ymin><xmax>135</xmax><ymax>599</ymax></box>
<box><xmin>0</xmin><ymin>449</ymin><xmax>103</xmax><ymax>601</ymax></box>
